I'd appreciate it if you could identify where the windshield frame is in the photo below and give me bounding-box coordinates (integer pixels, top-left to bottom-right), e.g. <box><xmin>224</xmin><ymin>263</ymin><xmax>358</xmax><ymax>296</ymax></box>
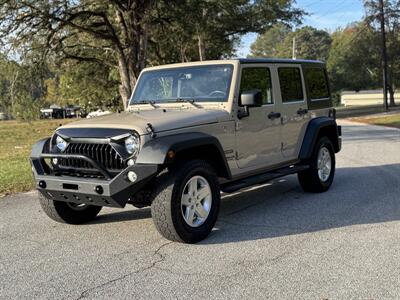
<box><xmin>128</xmin><ymin>63</ymin><xmax>235</xmax><ymax>106</ymax></box>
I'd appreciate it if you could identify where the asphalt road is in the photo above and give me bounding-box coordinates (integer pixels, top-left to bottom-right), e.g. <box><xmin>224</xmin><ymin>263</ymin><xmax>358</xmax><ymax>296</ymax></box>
<box><xmin>1</xmin><ymin>120</ymin><xmax>400</xmax><ymax>299</ymax></box>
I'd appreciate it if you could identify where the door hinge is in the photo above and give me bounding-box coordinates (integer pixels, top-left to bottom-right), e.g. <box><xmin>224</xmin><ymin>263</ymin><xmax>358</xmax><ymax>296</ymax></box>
<box><xmin>235</xmin><ymin>121</ymin><xmax>241</xmax><ymax>131</ymax></box>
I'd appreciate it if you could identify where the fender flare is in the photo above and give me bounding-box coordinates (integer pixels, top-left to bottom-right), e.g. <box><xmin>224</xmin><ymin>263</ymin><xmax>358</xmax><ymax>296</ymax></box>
<box><xmin>30</xmin><ymin>138</ymin><xmax>51</xmax><ymax>175</ymax></box>
<box><xmin>299</xmin><ymin>117</ymin><xmax>340</xmax><ymax>160</ymax></box>
<box><xmin>136</xmin><ymin>132</ymin><xmax>231</xmax><ymax>178</ymax></box>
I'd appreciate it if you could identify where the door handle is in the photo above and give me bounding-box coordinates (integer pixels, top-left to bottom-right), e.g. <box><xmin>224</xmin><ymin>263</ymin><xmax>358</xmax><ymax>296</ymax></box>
<box><xmin>297</xmin><ymin>108</ymin><xmax>308</xmax><ymax>115</ymax></box>
<box><xmin>268</xmin><ymin>112</ymin><xmax>281</xmax><ymax>120</ymax></box>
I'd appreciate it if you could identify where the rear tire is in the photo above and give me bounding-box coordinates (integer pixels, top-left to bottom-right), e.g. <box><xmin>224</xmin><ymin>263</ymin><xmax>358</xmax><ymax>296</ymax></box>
<box><xmin>151</xmin><ymin>160</ymin><xmax>220</xmax><ymax>243</ymax></box>
<box><xmin>39</xmin><ymin>193</ymin><xmax>102</xmax><ymax>224</ymax></box>
<box><xmin>298</xmin><ymin>136</ymin><xmax>335</xmax><ymax>193</ymax></box>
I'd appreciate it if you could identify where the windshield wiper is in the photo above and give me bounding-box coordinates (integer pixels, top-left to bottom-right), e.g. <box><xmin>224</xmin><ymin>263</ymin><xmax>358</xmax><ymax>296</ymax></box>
<box><xmin>169</xmin><ymin>98</ymin><xmax>202</xmax><ymax>108</ymax></box>
<box><xmin>132</xmin><ymin>100</ymin><xmax>158</xmax><ymax>109</ymax></box>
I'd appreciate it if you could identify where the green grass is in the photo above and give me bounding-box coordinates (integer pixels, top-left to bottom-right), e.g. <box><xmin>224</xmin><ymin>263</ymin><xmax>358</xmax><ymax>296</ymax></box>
<box><xmin>352</xmin><ymin>113</ymin><xmax>400</xmax><ymax>129</ymax></box>
<box><xmin>0</xmin><ymin>119</ymin><xmax>75</xmax><ymax>197</ymax></box>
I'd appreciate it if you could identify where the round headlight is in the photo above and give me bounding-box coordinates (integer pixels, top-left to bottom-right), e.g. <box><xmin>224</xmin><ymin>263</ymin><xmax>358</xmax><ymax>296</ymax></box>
<box><xmin>125</xmin><ymin>134</ymin><xmax>139</xmax><ymax>156</ymax></box>
<box><xmin>56</xmin><ymin>136</ymin><xmax>68</xmax><ymax>152</ymax></box>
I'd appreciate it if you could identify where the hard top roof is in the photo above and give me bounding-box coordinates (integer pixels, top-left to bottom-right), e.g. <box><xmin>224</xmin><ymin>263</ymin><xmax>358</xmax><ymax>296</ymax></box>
<box><xmin>238</xmin><ymin>58</ymin><xmax>325</xmax><ymax>65</ymax></box>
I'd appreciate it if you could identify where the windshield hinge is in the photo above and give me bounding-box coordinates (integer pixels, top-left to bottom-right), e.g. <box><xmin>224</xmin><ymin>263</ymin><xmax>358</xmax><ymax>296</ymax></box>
<box><xmin>146</xmin><ymin>123</ymin><xmax>157</xmax><ymax>138</ymax></box>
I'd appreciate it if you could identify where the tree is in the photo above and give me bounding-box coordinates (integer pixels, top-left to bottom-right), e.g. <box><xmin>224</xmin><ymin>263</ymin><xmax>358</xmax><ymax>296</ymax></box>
<box><xmin>0</xmin><ymin>53</ymin><xmax>47</xmax><ymax>120</ymax></box>
<box><xmin>0</xmin><ymin>0</ymin><xmax>303</xmax><ymax>108</ymax></box>
<box><xmin>0</xmin><ymin>0</ymin><xmax>157</xmax><ymax>108</ymax></box>
<box><xmin>364</xmin><ymin>0</ymin><xmax>400</xmax><ymax>106</ymax></box>
<box><xmin>249</xmin><ymin>24</ymin><xmax>290</xmax><ymax>57</ymax></box>
<box><xmin>58</xmin><ymin>60</ymin><xmax>121</xmax><ymax>111</ymax></box>
<box><xmin>327</xmin><ymin>22</ymin><xmax>381</xmax><ymax>93</ymax></box>
<box><xmin>250</xmin><ymin>25</ymin><xmax>332</xmax><ymax>61</ymax></box>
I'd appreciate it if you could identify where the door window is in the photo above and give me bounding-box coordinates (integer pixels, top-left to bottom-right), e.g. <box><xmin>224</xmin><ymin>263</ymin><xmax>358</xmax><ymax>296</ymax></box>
<box><xmin>239</xmin><ymin>67</ymin><xmax>273</xmax><ymax>105</ymax></box>
<box><xmin>304</xmin><ymin>67</ymin><xmax>329</xmax><ymax>100</ymax></box>
<box><xmin>278</xmin><ymin>67</ymin><xmax>304</xmax><ymax>103</ymax></box>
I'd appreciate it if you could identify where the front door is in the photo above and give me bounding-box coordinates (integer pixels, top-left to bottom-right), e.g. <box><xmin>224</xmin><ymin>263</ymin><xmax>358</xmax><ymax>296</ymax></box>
<box><xmin>276</xmin><ymin>65</ymin><xmax>310</xmax><ymax>160</ymax></box>
<box><xmin>235</xmin><ymin>64</ymin><xmax>284</xmax><ymax>170</ymax></box>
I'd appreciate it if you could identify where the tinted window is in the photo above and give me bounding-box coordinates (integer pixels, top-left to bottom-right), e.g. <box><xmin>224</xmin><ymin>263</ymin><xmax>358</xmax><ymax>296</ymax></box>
<box><xmin>304</xmin><ymin>67</ymin><xmax>329</xmax><ymax>100</ymax></box>
<box><xmin>278</xmin><ymin>67</ymin><xmax>304</xmax><ymax>103</ymax></box>
<box><xmin>240</xmin><ymin>67</ymin><xmax>273</xmax><ymax>105</ymax></box>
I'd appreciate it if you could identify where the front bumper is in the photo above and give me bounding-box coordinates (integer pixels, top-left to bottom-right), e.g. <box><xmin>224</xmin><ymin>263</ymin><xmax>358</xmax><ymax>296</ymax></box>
<box><xmin>31</xmin><ymin>138</ymin><xmax>158</xmax><ymax>208</ymax></box>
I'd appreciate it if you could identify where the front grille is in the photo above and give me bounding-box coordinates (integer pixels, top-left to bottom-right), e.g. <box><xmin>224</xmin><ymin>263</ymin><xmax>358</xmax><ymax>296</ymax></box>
<box><xmin>59</xmin><ymin>143</ymin><xmax>125</xmax><ymax>172</ymax></box>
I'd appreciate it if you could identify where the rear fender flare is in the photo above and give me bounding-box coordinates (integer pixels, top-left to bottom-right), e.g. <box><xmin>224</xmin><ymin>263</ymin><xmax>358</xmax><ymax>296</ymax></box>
<box><xmin>299</xmin><ymin>117</ymin><xmax>340</xmax><ymax>160</ymax></box>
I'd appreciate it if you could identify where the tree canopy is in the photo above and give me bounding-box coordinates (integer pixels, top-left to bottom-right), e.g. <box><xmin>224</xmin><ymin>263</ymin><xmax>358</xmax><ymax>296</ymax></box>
<box><xmin>1</xmin><ymin>0</ymin><xmax>400</xmax><ymax>117</ymax></box>
<box><xmin>249</xmin><ymin>25</ymin><xmax>332</xmax><ymax>61</ymax></box>
<box><xmin>0</xmin><ymin>0</ymin><xmax>303</xmax><ymax>109</ymax></box>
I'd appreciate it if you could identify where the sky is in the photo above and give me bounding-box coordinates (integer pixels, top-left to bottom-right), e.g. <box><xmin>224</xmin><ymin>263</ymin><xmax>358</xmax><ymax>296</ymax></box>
<box><xmin>238</xmin><ymin>0</ymin><xmax>365</xmax><ymax>57</ymax></box>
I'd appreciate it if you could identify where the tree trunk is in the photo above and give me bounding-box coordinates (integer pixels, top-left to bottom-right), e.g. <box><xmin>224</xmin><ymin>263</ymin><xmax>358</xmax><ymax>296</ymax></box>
<box><xmin>114</xmin><ymin>1</ymin><xmax>154</xmax><ymax>109</ymax></box>
<box><xmin>389</xmin><ymin>84</ymin><xmax>396</xmax><ymax>106</ymax></box>
<box><xmin>117</xmin><ymin>53</ymin><xmax>132</xmax><ymax>109</ymax></box>
<box><xmin>198</xmin><ymin>34</ymin><xmax>206</xmax><ymax>61</ymax></box>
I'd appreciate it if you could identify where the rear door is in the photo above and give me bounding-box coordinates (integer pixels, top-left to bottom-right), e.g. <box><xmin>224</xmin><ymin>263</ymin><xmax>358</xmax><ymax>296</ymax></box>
<box><xmin>276</xmin><ymin>64</ymin><xmax>310</xmax><ymax>160</ymax></box>
<box><xmin>235</xmin><ymin>64</ymin><xmax>284</xmax><ymax>169</ymax></box>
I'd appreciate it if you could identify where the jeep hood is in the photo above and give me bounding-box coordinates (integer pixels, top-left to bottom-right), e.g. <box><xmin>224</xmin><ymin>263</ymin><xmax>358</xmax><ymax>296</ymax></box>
<box><xmin>61</xmin><ymin>109</ymin><xmax>230</xmax><ymax>135</ymax></box>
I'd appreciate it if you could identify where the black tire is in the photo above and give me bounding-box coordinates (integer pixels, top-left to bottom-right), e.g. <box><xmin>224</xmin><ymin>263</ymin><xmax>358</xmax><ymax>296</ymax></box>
<box><xmin>39</xmin><ymin>193</ymin><xmax>102</xmax><ymax>224</ymax></box>
<box><xmin>298</xmin><ymin>136</ymin><xmax>336</xmax><ymax>193</ymax></box>
<box><xmin>151</xmin><ymin>160</ymin><xmax>220</xmax><ymax>243</ymax></box>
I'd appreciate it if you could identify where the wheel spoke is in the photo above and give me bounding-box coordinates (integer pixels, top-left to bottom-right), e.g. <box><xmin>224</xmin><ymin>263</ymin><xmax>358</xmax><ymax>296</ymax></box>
<box><xmin>195</xmin><ymin>203</ymin><xmax>208</xmax><ymax>218</ymax></box>
<box><xmin>197</xmin><ymin>186</ymin><xmax>210</xmax><ymax>201</ymax></box>
<box><xmin>185</xmin><ymin>206</ymin><xmax>195</xmax><ymax>225</ymax></box>
<box><xmin>188</xmin><ymin>178</ymin><xmax>197</xmax><ymax>195</ymax></box>
<box><xmin>317</xmin><ymin>159</ymin><xmax>323</xmax><ymax>169</ymax></box>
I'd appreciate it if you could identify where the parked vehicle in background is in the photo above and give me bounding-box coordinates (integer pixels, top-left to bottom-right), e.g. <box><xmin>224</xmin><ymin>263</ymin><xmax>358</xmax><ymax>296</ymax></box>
<box><xmin>0</xmin><ymin>112</ymin><xmax>7</xmax><ymax>120</ymax></box>
<box><xmin>40</xmin><ymin>105</ymin><xmax>64</xmax><ymax>119</ymax></box>
<box><xmin>86</xmin><ymin>109</ymin><xmax>112</xmax><ymax>118</ymax></box>
<box><xmin>40</xmin><ymin>105</ymin><xmax>81</xmax><ymax>119</ymax></box>
<box><xmin>31</xmin><ymin>58</ymin><xmax>341</xmax><ymax>243</ymax></box>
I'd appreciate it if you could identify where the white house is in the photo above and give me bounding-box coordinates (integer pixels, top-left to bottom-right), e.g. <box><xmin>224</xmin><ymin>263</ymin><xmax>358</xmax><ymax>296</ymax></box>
<box><xmin>341</xmin><ymin>90</ymin><xmax>400</xmax><ymax>106</ymax></box>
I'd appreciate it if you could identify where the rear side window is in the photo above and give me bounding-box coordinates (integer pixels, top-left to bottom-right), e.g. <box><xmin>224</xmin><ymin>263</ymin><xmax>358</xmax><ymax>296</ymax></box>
<box><xmin>240</xmin><ymin>67</ymin><xmax>273</xmax><ymax>105</ymax></box>
<box><xmin>278</xmin><ymin>67</ymin><xmax>304</xmax><ymax>103</ymax></box>
<box><xmin>304</xmin><ymin>67</ymin><xmax>329</xmax><ymax>100</ymax></box>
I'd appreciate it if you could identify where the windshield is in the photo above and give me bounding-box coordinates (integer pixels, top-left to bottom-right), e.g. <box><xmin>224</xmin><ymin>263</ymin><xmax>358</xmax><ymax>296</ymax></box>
<box><xmin>130</xmin><ymin>64</ymin><xmax>233</xmax><ymax>104</ymax></box>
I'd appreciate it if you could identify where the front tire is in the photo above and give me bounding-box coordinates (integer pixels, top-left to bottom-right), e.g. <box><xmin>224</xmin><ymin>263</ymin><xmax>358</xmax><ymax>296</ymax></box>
<box><xmin>298</xmin><ymin>136</ymin><xmax>335</xmax><ymax>193</ymax></box>
<box><xmin>151</xmin><ymin>160</ymin><xmax>220</xmax><ymax>243</ymax></box>
<box><xmin>39</xmin><ymin>193</ymin><xmax>102</xmax><ymax>224</ymax></box>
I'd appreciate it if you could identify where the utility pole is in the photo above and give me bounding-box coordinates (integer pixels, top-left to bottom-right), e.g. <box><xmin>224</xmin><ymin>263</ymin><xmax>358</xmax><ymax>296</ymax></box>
<box><xmin>379</xmin><ymin>0</ymin><xmax>389</xmax><ymax>111</ymax></box>
<box><xmin>292</xmin><ymin>37</ymin><xmax>296</xmax><ymax>60</ymax></box>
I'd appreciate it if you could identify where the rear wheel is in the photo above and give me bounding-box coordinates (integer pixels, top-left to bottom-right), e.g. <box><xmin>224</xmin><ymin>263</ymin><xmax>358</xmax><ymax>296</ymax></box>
<box><xmin>151</xmin><ymin>160</ymin><xmax>220</xmax><ymax>243</ymax></box>
<box><xmin>39</xmin><ymin>193</ymin><xmax>102</xmax><ymax>224</ymax></box>
<box><xmin>298</xmin><ymin>136</ymin><xmax>335</xmax><ymax>193</ymax></box>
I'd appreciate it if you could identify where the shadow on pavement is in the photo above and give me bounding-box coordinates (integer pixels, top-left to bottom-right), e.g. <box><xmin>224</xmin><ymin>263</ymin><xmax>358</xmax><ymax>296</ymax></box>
<box><xmin>88</xmin><ymin>163</ymin><xmax>400</xmax><ymax>244</ymax></box>
<box><xmin>90</xmin><ymin>207</ymin><xmax>151</xmax><ymax>224</ymax></box>
<box><xmin>204</xmin><ymin>163</ymin><xmax>400</xmax><ymax>244</ymax></box>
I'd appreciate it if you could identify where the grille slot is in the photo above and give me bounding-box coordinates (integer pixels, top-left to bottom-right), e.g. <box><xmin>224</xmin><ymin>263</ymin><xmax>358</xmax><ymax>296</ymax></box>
<box><xmin>59</xmin><ymin>143</ymin><xmax>124</xmax><ymax>173</ymax></box>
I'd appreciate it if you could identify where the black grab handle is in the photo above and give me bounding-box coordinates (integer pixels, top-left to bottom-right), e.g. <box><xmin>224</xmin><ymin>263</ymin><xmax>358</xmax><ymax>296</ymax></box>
<box><xmin>268</xmin><ymin>112</ymin><xmax>281</xmax><ymax>120</ymax></box>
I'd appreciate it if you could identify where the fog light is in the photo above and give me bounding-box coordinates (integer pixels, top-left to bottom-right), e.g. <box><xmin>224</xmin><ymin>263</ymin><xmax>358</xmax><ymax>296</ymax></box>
<box><xmin>127</xmin><ymin>159</ymin><xmax>135</xmax><ymax>166</ymax></box>
<box><xmin>95</xmin><ymin>186</ymin><xmax>103</xmax><ymax>195</ymax></box>
<box><xmin>38</xmin><ymin>181</ymin><xmax>47</xmax><ymax>189</ymax></box>
<box><xmin>127</xmin><ymin>171</ymin><xmax>137</xmax><ymax>183</ymax></box>
<box><xmin>52</xmin><ymin>158</ymin><xmax>58</xmax><ymax>165</ymax></box>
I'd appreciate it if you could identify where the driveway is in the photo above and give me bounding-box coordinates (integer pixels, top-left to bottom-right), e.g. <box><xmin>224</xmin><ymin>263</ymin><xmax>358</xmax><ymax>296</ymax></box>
<box><xmin>1</xmin><ymin>120</ymin><xmax>400</xmax><ymax>299</ymax></box>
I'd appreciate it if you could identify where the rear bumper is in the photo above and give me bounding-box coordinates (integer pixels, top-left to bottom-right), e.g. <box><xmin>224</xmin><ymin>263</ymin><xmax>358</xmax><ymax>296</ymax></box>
<box><xmin>31</xmin><ymin>138</ymin><xmax>158</xmax><ymax>208</ymax></box>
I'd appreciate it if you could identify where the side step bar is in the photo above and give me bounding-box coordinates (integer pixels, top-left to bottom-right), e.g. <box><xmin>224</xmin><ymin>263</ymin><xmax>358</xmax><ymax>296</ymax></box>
<box><xmin>221</xmin><ymin>164</ymin><xmax>309</xmax><ymax>193</ymax></box>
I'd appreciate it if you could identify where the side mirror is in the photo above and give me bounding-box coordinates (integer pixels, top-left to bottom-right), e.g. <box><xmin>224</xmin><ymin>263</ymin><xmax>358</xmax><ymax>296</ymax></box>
<box><xmin>240</xmin><ymin>90</ymin><xmax>263</xmax><ymax>107</ymax></box>
<box><xmin>238</xmin><ymin>90</ymin><xmax>263</xmax><ymax>119</ymax></box>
